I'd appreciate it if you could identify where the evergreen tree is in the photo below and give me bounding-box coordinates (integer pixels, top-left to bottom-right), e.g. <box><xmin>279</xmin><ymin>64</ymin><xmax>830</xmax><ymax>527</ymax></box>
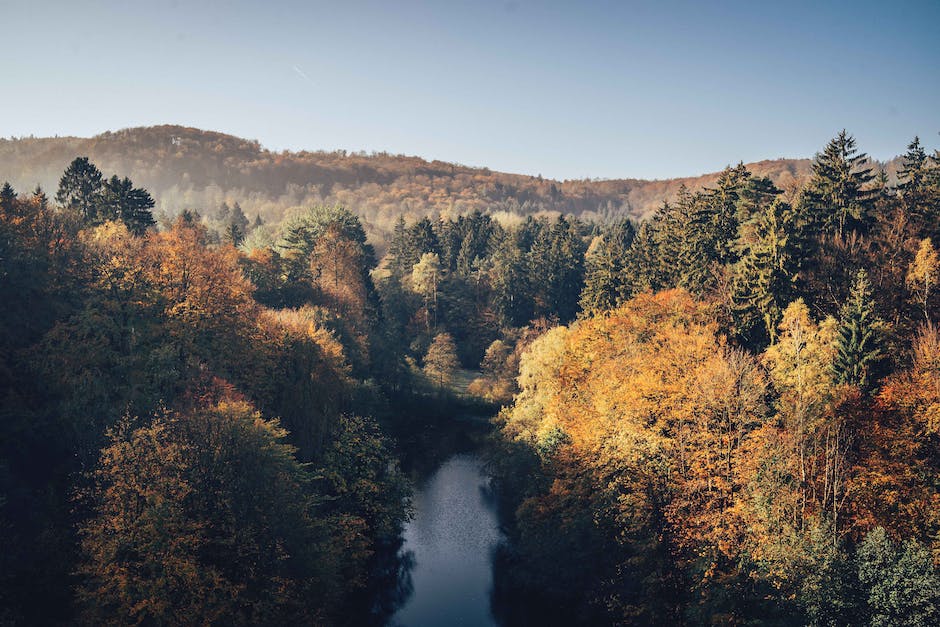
<box><xmin>99</xmin><ymin>175</ymin><xmax>156</xmax><ymax>235</ymax></box>
<box><xmin>802</xmin><ymin>131</ymin><xmax>875</xmax><ymax>239</ymax></box>
<box><xmin>32</xmin><ymin>184</ymin><xmax>48</xmax><ymax>210</ymax></box>
<box><xmin>622</xmin><ymin>220</ymin><xmax>658</xmax><ymax>294</ymax></box>
<box><xmin>56</xmin><ymin>156</ymin><xmax>103</xmax><ymax>222</ymax></box>
<box><xmin>731</xmin><ymin>181</ymin><xmax>799</xmax><ymax>347</ymax></box>
<box><xmin>490</xmin><ymin>228</ymin><xmax>531</xmax><ymax>327</ymax></box>
<box><xmin>230</xmin><ymin>202</ymin><xmax>249</xmax><ymax>234</ymax></box>
<box><xmin>225</xmin><ymin>221</ymin><xmax>245</xmax><ymax>246</ymax></box>
<box><xmin>898</xmin><ymin>137</ymin><xmax>940</xmax><ymax>238</ymax></box>
<box><xmin>832</xmin><ymin>269</ymin><xmax>883</xmax><ymax>388</ymax></box>
<box><xmin>528</xmin><ymin>216</ymin><xmax>585</xmax><ymax>322</ymax></box>
<box><xmin>407</xmin><ymin>217</ymin><xmax>440</xmax><ymax>266</ymax></box>
<box><xmin>0</xmin><ymin>182</ymin><xmax>16</xmax><ymax>215</ymax></box>
<box><xmin>579</xmin><ymin>220</ymin><xmax>635</xmax><ymax>315</ymax></box>
<box><xmin>699</xmin><ymin>163</ymin><xmax>751</xmax><ymax>267</ymax></box>
<box><xmin>387</xmin><ymin>215</ymin><xmax>410</xmax><ymax>278</ymax></box>
<box><xmin>214</xmin><ymin>201</ymin><xmax>231</xmax><ymax>222</ymax></box>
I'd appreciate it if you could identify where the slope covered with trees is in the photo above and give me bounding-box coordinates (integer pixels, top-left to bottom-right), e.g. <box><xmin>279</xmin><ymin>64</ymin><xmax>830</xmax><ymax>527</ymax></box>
<box><xmin>0</xmin><ymin>125</ymin><xmax>843</xmax><ymax>249</ymax></box>
<box><xmin>490</xmin><ymin>133</ymin><xmax>940</xmax><ymax>624</ymax></box>
<box><xmin>0</xmin><ymin>160</ymin><xmax>412</xmax><ymax>625</ymax></box>
<box><xmin>1</xmin><ymin>129</ymin><xmax>938</xmax><ymax>625</ymax></box>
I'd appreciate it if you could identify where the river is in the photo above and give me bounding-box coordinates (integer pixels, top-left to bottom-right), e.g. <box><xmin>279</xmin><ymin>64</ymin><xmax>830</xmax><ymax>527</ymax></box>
<box><xmin>389</xmin><ymin>420</ymin><xmax>504</xmax><ymax>627</ymax></box>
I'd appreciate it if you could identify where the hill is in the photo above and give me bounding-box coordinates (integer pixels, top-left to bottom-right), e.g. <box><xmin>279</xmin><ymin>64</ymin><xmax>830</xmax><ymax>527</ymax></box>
<box><xmin>0</xmin><ymin>125</ymin><xmax>899</xmax><ymax>244</ymax></box>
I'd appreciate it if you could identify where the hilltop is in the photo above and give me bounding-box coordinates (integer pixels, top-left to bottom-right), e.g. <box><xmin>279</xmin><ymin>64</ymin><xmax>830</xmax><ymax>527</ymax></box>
<box><xmin>0</xmin><ymin>125</ymin><xmax>899</xmax><ymax>243</ymax></box>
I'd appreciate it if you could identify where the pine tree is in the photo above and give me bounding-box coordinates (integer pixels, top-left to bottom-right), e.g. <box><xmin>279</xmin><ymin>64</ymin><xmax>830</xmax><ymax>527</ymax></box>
<box><xmin>528</xmin><ymin>216</ymin><xmax>585</xmax><ymax>322</ymax></box>
<box><xmin>579</xmin><ymin>220</ymin><xmax>634</xmax><ymax>315</ymax></box>
<box><xmin>31</xmin><ymin>184</ymin><xmax>48</xmax><ymax>210</ymax></box>
<box><xmin>0</xmin><ymin>182</ymin><xmax>16</xmax><ymax>215</ymax></box>
<box><xmin>229</xmin><ymin>202</ymin><xmax>249</xmax><ymax>234</ymax></box>
<box><xmin>803</xmin><ymin>131</ymin><xmax>875</xmax><ymax>239</ymax></box>
<box><xmin>56</xmin><ymin>156</ymin><xmax>103</xmax><ymax>222</ymax></box>
<box><xmin>898</xmin><ymin>137</ymin><xmax>940</xmax><ymax>238</ymax></box>
<box><xmin>387</xmin><ymin>215</ymin><xmax>409</xmax><ymax>278</ymax></box>
<box><xmin>225</xmin><ymin>221</ymin><xmax>245</xmax><ymax>246</ymax></box>
<box><xmin>731</xmin><ymin>198</ymin><xmax>799</xmax><ymax>346</ymax></box>
<box><xmin>490</xmin><ymin>228</ymin><xmax>531</xmax><ymax>327</ymax></box>
<box><xmin>832</xmin><ymin>269</ymin><xmax>883</xmax><ymax>388</ymax></box>
<box><xmin>100</xmin><ymin>175</ymin><xmax>156</xmax><ymax>235</ymax></box>
<box><xmin>699</xmin><ymin>164</ymin><xmax>751</xmax><ymax>267</ymax></box>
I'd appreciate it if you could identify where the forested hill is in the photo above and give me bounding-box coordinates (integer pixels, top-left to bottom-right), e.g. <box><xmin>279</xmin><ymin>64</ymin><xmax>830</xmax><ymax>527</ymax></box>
<box><xmin>0</xmin><ymin>124</ymin><xmax>863</xmax><ymax>236</ymax></box>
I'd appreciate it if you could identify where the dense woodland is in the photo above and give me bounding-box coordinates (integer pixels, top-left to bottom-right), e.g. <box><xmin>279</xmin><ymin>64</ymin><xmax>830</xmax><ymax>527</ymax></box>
<box><xmin>1</xmin><ymin>130</ymin><xmax>940</xmax><ymax>625</ymax></box>
<box><xmin>1</xmin><ymin>125</ymin><xmax>854</xmax><ymax>251</ymax></box>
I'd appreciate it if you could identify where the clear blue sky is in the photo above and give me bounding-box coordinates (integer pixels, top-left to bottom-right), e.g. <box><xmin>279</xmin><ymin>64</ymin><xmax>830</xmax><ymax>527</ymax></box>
<box><xmin>2</xmin><ymin>0</ymin><xmax>938</xmax><ymax>179</ymax></box>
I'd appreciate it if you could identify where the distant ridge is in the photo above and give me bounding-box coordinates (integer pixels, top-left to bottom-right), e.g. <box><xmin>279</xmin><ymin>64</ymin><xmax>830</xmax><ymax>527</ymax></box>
<box><xmin>0</xmin><ymin>125</ymin><xmax>899</xmax><ymax>237</ymax></box>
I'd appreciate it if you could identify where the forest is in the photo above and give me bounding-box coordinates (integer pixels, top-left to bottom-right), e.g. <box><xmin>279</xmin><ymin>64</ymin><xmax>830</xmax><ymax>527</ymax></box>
<box><xmin>1</xmin><ymin>129</ymin><xmax>940</xmax><ymax>625</ymax></box>
<box><xmin>0</xmin><ymin>125</ymin><xmax>850</xmax><ymax>250</ymax></box>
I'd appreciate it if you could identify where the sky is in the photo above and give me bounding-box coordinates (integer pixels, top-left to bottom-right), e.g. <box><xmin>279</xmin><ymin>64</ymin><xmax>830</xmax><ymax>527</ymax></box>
<box><xmin>2</xmin><ymin>0</ymin><xmax>938</xmax><ymax>180</ymax></box>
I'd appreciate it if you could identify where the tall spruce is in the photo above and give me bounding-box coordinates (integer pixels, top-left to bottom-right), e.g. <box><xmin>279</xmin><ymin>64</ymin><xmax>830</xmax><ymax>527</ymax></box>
<box><xmin>579</xmin><ymin>219</ymin><xmax>635</xmax><ymax>315</ymax></box>
<box><xmin>99</xmin><ymin>175</ymin><xmax>156</xmax><ymax>235</ymax></box>
<box><xmin>832</xmin><ymin>269</ymin><xmax>883</xmax><ymax>388</ymax></box>
<box><xmin>56</xmin><ymin>156</ymin><xmax>103</xmax><ymax>222</ymax></box>
<box><xmin>802</xmin><ymin>131</ymin><xmax>875</xmax><ymax>239</ymax></box>
<box><xmin>732</xmin><ymin>197</ymin><xmax>799</xmax><ymax>347</ymax></box>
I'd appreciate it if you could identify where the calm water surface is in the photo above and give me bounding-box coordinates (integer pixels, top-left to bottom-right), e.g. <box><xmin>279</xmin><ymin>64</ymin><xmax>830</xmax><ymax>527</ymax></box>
<box><xmin>391</xmin><ymin>452</ymin><xmax>503</xmax><ymax>627</ymax></box>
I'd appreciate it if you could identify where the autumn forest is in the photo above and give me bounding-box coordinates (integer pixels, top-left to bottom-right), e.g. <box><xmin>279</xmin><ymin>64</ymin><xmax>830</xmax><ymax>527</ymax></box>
<box><xmin>2</xmin><ymin>128</ymin><xmax>940</xmax><ymax>626</ymax></box>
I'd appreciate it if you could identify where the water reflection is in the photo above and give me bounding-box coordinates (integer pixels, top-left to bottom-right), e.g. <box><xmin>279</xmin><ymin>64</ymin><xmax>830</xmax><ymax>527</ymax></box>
<box><xmin>390</xmin><ymin>453</ymin><xmax>503</xmax><ymax>627</ymax></box>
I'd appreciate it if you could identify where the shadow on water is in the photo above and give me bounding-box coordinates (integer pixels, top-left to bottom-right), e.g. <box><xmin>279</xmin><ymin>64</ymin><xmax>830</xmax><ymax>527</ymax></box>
<box><xmin>366</xmin><ymin>399</ymin><xmax>503</xmax><ymax>627</ymax></box>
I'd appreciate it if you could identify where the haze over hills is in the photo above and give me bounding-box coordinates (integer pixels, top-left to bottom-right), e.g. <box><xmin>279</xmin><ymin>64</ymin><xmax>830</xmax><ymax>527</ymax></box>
<box><xmin>0</xmin><ymin>125</ymin><xmax>901</xmax><ymax>241</ymax></box>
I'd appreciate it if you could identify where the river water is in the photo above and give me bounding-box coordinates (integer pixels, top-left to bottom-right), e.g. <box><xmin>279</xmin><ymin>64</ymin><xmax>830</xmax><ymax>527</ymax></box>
<box><xmin>390</xmin><ymin>450</ymin><xmax>503</xmax><ymax>627</ymax></box>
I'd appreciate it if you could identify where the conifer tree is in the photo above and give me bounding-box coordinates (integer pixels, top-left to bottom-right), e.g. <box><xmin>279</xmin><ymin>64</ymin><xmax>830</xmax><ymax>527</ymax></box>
<box><xmin>732</xmin><ymin>198</ymin><xmax>799</xmax><ymax>346</ymax></box>
<box><xmin>802</xmin><ymin>131</ymin><xmax>875</xmax><ymax>239</ymax></box>
<box><xmin>99</xmin><ymin>175</ymin><xmax>156</xmax><ymax>235</ymax></box>
<box><xmin>490</xmin><ymin>228</ymin><xmax>531</xmax><ymax>327</ymax></box>
<box><xmin>0</xmin><ymin>182</ymin><xmax>15</xmax><ymax>215</ymax></box>
<box><xmin>225</xmin><ymin>221</ymin><xmax>245</xmax><ymax>246</ymax></box>
<box><xmin>832</xmin><ymin>269</ymin><xmax>883</xmax><ymax>388</ymax></box>
<box><xmin>387</xmin><ymin>215</ymin><xmax>410</xmax><ymax>278</ymax></box>
<box><xmin>579</xmin><ymin>220</ymin><xmax>634</xmax><ymax>315</ymax></box>
<box><xmin>229</xmin><ymin>202</ymin><xmax>249</xmax><ymax>234</ymax></box>
<box><xmin>31</xmin><ymin>184</ymin><xmax>48</xmax><ymax>210</ymax></box>
<box><xmin>56</xmin><ymin>156</ymin><xmax>103</xmax><ymax>222</ymax></box>
<box><xmin>898</xmin><ymin>137</ymin><xmax>940</xmax><ymax>238</ymax></box>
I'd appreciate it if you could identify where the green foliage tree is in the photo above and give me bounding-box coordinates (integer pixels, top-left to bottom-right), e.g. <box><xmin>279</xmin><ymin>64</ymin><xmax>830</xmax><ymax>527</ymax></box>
<box><xmin>802</xmin><ymin>131</ymin><xmax>875</xmax><ymax>239</ymax></box>
<box><xmin>0</xmin><ymin>181</ymin><xmax>15</xmax><ymax>214</ymax></box>
<box><xmin>56</xmin><ymin>156</ymin><xmax>103</xmax><ymax>222</ymax></box>
<box><xmin>731</xmin><ymin>197</ymin><xmax>799</xmax><ymax>346</ymax></box>
<box><xmin>857</xmin><ymin>527</ymin><xmax>940</xmax><ymax>627</ymax></box>
<box><xmin>832</xmin><ymin>269</ymin><xmax>884</xmax><ymax>389</ymax></box>
<box><xmin>579</xmin><ymin>219</ymin><xmax>635</xmax><ymax>315</ymax></box>
<box><xmin>99</xmin><ymin>175</ymin><xmax>156</xmax><ymax>235</ymax></box>
<box><xmin>411</xmin><ymin>251</ymin><xmax>442</xmax><ymax>331</ymax></box>
<box><xmin>423</xmin><ymin>331</ymin><xmax>459</xmax><ymax>389</ymax></box>
<box><xmin>77</xmin><ymin>402</ymin><xmax>343</xmax><ymax>625</ymax></box>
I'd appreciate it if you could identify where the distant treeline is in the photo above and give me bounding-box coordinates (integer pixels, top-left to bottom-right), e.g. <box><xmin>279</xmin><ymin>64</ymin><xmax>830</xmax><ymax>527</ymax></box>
<box><xmin>1</xmin><ymin>124</ymin><xmax>863</xmax><ymax>251</ymax></box>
